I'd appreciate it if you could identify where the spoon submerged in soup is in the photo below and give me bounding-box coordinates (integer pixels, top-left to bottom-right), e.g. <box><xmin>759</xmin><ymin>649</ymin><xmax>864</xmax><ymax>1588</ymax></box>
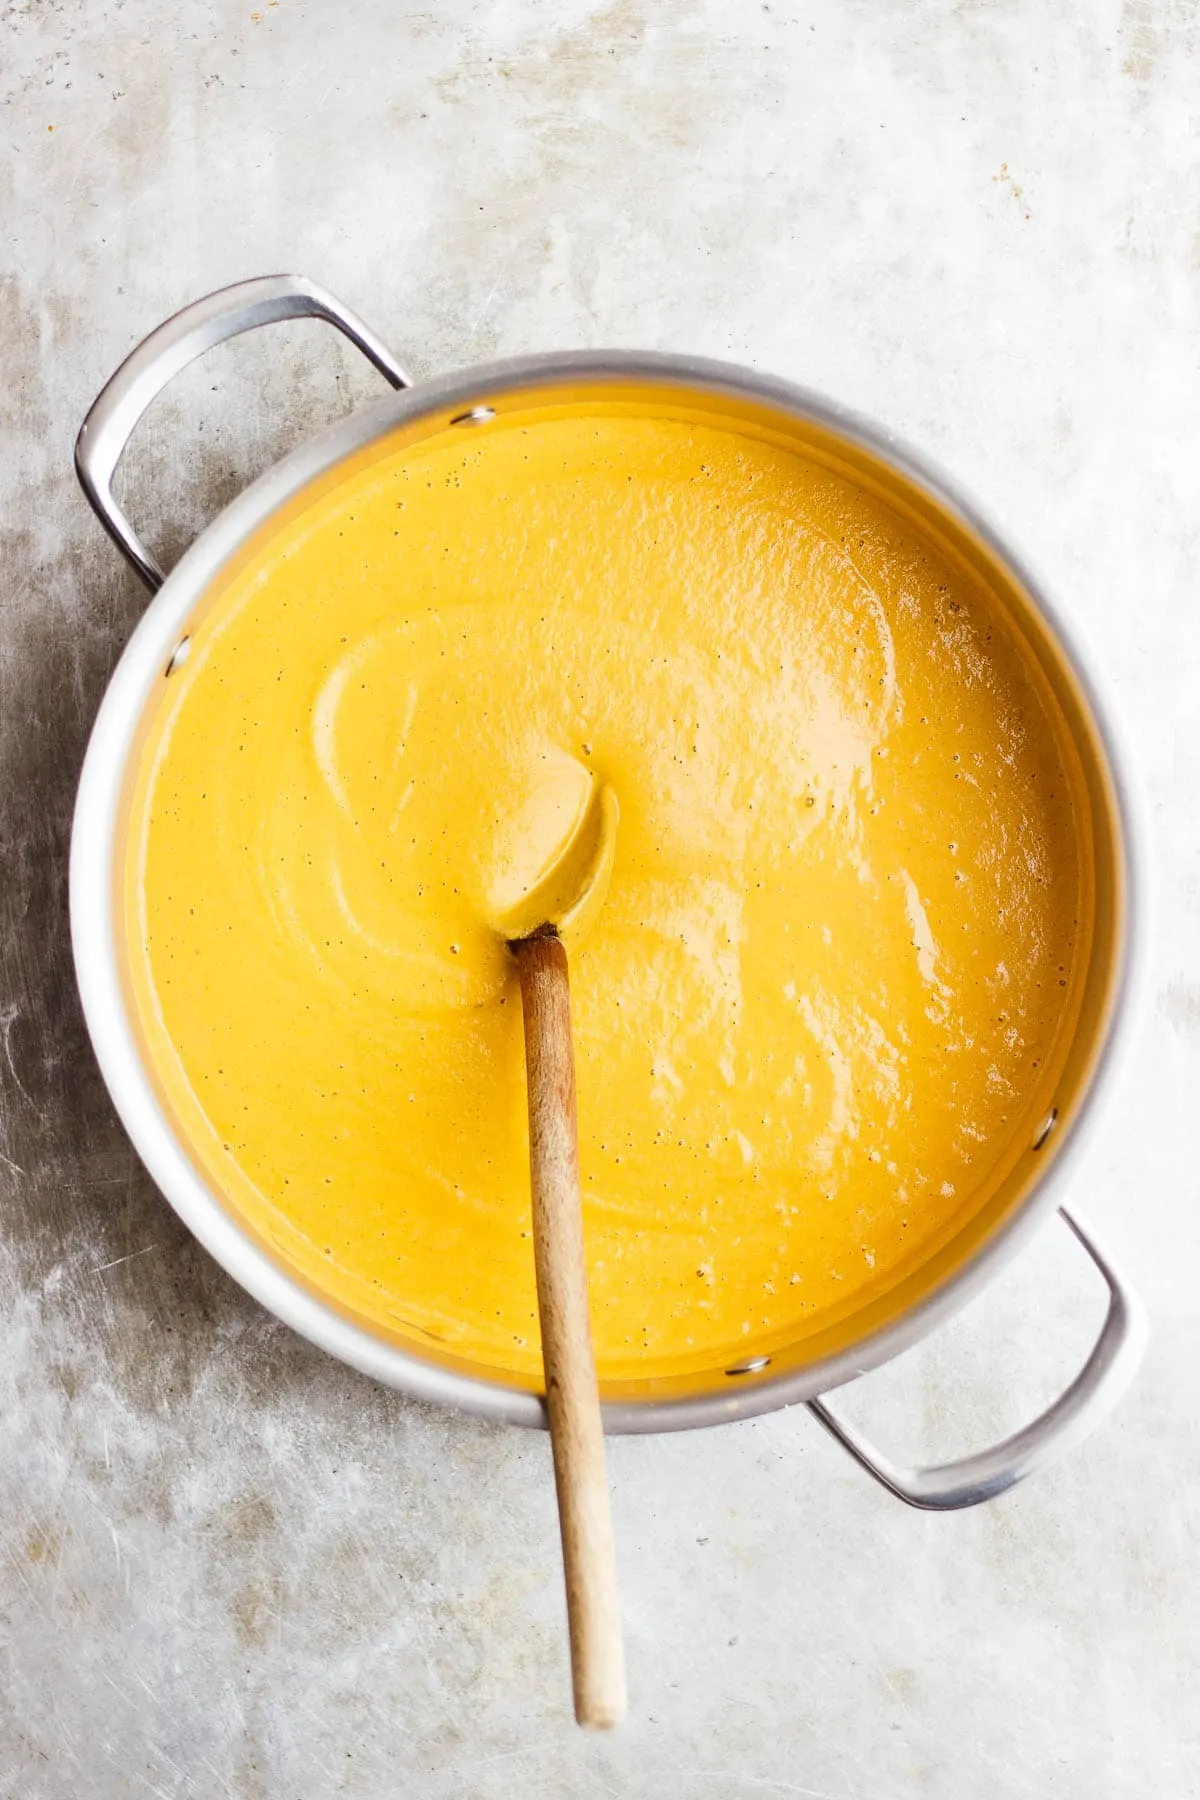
<box><xmin>486</xmin><ymin>752</ymin><xmax>624</xmax><ymax>1730</ymax></box>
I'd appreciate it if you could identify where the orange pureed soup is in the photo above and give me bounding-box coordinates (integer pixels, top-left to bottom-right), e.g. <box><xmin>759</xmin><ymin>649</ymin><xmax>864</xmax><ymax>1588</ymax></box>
<box><xmin>125</xmin><ymin>404</ymin><xmax>1090</xmax><ymax>1384</ymax></box>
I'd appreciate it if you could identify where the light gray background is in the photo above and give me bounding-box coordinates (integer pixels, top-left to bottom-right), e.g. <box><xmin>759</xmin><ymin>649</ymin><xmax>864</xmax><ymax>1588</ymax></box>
<box><xmin>2</xmin><ymin>3</ymin><xmax>1196</xmax><ymax>1795</ymax></box>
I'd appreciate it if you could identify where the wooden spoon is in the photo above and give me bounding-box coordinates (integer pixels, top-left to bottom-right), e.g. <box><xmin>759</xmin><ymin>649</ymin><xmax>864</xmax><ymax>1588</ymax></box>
<box><xmin>489</xmin><ymin>765</ymin><xmax>625</xmax><ymax>1729</ymax></box>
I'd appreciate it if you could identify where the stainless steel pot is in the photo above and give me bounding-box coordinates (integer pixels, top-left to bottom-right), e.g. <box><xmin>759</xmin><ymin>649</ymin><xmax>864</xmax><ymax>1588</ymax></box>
<box><xmin>71</xmin><ymin>276</ymin><xmax>1148</xmax><ymax>1509</ymax></box>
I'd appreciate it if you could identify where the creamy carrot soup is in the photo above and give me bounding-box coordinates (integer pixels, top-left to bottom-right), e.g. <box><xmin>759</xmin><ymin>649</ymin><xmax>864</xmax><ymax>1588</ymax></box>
<box><xmin>125</xmin><ymin>406</ymin><xmax>1089</xmax><ymax>1382</ymax></box>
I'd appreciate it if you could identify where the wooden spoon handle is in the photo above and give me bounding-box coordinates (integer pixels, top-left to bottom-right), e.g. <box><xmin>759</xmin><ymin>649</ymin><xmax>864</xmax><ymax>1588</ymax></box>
<box><xmin>514</xmin><ymin>931</ymin><xmax>626</xmax><ymax>1730</ymax></box>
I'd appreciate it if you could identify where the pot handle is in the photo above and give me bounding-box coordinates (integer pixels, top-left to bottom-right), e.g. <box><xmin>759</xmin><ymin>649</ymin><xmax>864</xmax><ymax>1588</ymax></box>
<box><xmin>75</xmin><ymin>274</ymin><xmax>411</xmax><ymax>592</ymax></box>
<box><xmin>806</xmin><ymin>1207</ymin><xmax>1147</xmax><ymax>1510</ymax></box>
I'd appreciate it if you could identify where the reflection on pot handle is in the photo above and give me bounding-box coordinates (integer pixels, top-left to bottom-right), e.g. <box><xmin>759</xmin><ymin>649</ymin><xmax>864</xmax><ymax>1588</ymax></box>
<box><xmin>74</xmin><ymin>275</ymin><xmax>410</xmax><ymax>592</ymax></box>
<box><xmin>807</xmin><ymin>1208</ymin><xmax>1147</xmax><ymax>1510</ymax></box>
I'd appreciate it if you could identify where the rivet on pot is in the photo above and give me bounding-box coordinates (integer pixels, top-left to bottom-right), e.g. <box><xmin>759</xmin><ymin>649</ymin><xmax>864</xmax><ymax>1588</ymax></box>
<box><xmin>450</xmin><ymin>406</ymin><xmax>496</xmax><ymax>427</ymax></box>
<box><xmin>1032</xmin><ymin>1107</ymin><xmax>1059</xmax><ymax>1151</ymax></box>
<box><xmin>726</xmin><ymin>1355</ymin><xmax>771</xmax><ymax>1377</ymax></box>
<box><xmin>165</xmin><ymin>637</ymin><xmax>191</xmax><ymax>675</ymax></box>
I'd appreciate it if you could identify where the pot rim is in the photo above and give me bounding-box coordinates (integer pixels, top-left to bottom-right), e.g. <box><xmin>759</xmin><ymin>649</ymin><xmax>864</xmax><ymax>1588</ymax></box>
<box><xmin>70</xmin><ymin>347</ymin><xmax>1148</xmax><ymax>1433</ymax></box>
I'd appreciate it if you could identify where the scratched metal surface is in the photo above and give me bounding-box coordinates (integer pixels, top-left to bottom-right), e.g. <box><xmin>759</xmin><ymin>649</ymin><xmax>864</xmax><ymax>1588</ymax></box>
<box><xmin>2</xmin><ymin>3</ymin><xmax>1198</xmax><ymax>1795</ymax></box>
